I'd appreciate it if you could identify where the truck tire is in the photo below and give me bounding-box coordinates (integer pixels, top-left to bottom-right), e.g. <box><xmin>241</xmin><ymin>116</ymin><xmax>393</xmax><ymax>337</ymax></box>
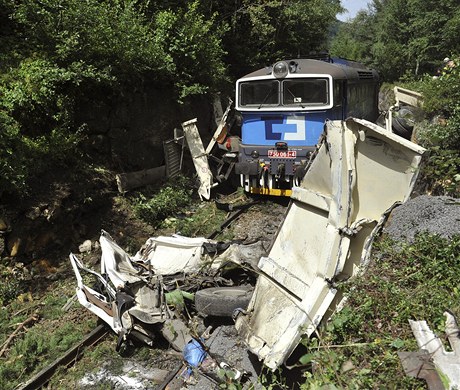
<box><xmin>195</xmin><ymin>286</ymin><xmax>253</xmax><ymax>317</ymax></box>
<box><xmin>392</xmin><ymin>106</ymin><xmax>416</xmax><ymax>139</ymax></box>
<box><xmin>392</xmin><ymin>117</ymin><xmax>413</xmax><ymax>139</ymax></box>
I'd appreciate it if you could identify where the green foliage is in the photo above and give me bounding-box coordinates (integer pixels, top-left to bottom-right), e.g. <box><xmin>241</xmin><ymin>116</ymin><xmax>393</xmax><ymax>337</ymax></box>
<box><xmin>11</xmin><ymin>0</ymin><xmax>228</xmax><ymax>98</ymax></box>
<box><xmin>217</xmin><ymin>366</ymin><xmax>242</xmax><ymax>389</ymax></box>
<box><xmin>0</xmin><ymin>295</ymin><xmax>96</xmax><ymax>390</ymax></box>
<box><xmin>330</xmin><ymin>11</ymin><xmax>376</xmax><ymax>65</ymax></box>
<box><xmin>133</xmin><ymin>177</ymin><xmax>193</xmax><ymax>226</ymax></box>
<box><xmin>417</xmin><ymin>147</ymin><xmax>460</xmax><ymax>196</ymax></box>
<box><xmin>12</xmin><ymin>0</ymin><xmax>164</xmax><ymax>78</ymax></box>
<box><xmin>153</xmin><ymin>1</ymin><xmax>228</xmax><ymax>99</ymax></box>
<box><xmin>0</xmin><ymin>111</ymin><xmax>83</xmax><ymax>196</ymax></box>
<box><xmin>258</xmin><ymin>368</ymin><xmax>289</xmax><ymax>390</ymax></box>
<box><xmin>299</xmin><ymin>234</ymin><xmax>460</xmax><ymax>388</ymax></box>
<box><xmin>207</xmin><ymin>0</ymin><xmax>342</xmax><ymax>78</ymax></box>
<box><xmin>0</xmin><ymin>275</ymin><xmax>22</xmax><ymax>307</ymax></box>
<box><xmin>0</xmin><ymin>111</ymin><xmax>30</xmax><ymax>193</ymax></box>
<box><xmin>0</xmin><ymin>56</ymin><xmax>85</xmax><ymax>195</ymax></box>
<box><xmin>411</xmin><ymin>57</ymin><xmax>460</xmax><ymax>119</ymax></box>
<box><xmin>165</xmin><ymin>289</ymin><xmax>194</xmax><ymax>312</ymax></box>
<box><xmin>0</xmin><ymin>323</ymin><xmax>84</xmax><ymax>390</ymax></box>
<box><xmin>331</xmin><ymin>0</ymin><xmax>460</xmax><ymax>80</ymax></box>
<box><xmin>163</xmin><ymin>202</ymin><xmax>229</xmax><ymax>238</ymax></box>
<box><xmin>400</xmin><ymin>56</ymin><xmax>460</xmax><ymax>196</ymax></box>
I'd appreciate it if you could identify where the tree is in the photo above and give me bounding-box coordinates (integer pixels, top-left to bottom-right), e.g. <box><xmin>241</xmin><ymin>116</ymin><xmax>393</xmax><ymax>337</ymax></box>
<box><xmin>330</xmin><ymin>10</ymin><xmax>376</xmax><ymax>66</ymax></box>
<box><xmin>331</xmin><ymin>0</ymin><xmax>460</xmax><ymax>81</ymax></box>
<box><xmin>198</xmin><ymin>0</ymin><xmax>343</xmax><ymax>78</ymax></box>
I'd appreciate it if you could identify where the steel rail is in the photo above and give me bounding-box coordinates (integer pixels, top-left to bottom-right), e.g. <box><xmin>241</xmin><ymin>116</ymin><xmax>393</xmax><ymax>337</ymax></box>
<box><xmin>17</xmin><ymin>323</ymin><xmax>109</xmax><ymax>390</ymax></box>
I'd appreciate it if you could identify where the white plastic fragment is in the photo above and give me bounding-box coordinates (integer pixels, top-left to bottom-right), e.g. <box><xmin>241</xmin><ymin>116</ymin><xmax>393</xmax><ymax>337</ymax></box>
<box><xmin>409</xmin><ymin>312</ymin><xmax>460</xmax><ymax>389</ymax></box>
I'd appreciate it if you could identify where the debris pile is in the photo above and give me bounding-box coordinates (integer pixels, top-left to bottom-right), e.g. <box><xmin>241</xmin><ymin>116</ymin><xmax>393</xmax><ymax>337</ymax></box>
<box><xmin>70</xmin><ymin>118</ymin><xmax>427</xmax><ymax>387</ymax></box>
<box><xmin>70</xmin><ymin>230</ymin><xmax>263</xmax><ymax>387</ymax></box>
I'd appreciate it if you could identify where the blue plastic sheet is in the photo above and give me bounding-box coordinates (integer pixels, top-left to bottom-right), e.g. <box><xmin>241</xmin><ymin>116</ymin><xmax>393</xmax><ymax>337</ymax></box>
<box><xmin>183</xmin><ymin>338</ymin><xmax>207</xmax><ymax>372</ymax></box>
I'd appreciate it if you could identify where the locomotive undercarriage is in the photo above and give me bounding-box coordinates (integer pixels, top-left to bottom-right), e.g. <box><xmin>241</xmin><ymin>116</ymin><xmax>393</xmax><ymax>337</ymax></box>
<box><xmin>235</xmin><ymin>145</ymin><xmax>314</xmax><ymax>196</ymax></box>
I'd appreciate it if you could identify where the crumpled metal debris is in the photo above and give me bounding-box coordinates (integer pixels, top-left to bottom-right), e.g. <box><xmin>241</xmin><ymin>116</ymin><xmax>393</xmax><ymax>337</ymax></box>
<box><xmin>70</xmin><ymin>230</ymin><xmax>261</xmax><ymax>352</ymax></box>
<box><xmin>400</xmin><ymin>311</ymin><xmax>460</xmax><ymax>389</ymax></box>
<box><xmin>234</xmin><ymin>118</ymin><xmax>426</xmax><ymax>369</ymax></box>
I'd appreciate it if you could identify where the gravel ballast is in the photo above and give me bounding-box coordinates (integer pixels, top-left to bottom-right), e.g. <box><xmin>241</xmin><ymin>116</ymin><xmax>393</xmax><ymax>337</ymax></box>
<box><xmin>384</xmin><ymin>195</ymin><xmax>460</xmax><ymax>242</ymax></box>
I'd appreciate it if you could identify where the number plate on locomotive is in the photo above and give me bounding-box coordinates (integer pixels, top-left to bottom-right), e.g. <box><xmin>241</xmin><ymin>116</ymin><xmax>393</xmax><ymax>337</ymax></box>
<box><xmin>268</xmin><ymin>150</ymin><xmax>296</xmax><ymax>158</ymax></box>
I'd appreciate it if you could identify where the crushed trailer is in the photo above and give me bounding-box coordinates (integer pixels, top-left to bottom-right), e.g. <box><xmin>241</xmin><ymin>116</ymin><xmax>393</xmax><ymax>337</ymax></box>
<box><xmin>234</xmin><ymin>118</ymin><xmax>426</xmax><ymax>369</ymax></box>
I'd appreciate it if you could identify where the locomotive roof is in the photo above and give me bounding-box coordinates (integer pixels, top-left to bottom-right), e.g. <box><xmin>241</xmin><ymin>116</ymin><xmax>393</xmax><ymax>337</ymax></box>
<box><xmin>239</xmin><ymin>58</ymin><xmax>378</xmax><ymax>81</ymax></box>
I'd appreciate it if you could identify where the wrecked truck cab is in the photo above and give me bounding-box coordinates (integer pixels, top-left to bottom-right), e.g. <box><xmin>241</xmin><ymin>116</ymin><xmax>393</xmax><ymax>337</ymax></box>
<box><xmin>70</xmin><ymin>230</ymin><xmax>263</xmax><ymax>351</ymax></box>
<box><xmin>234</xmin><ymin>118</ymin><xmax>426</xmax><ymax>369</ymax></box>
<box><xmin>70</xmin><ymin>232</ymin><xmax>174</xmax><ymax>349</ymax></box>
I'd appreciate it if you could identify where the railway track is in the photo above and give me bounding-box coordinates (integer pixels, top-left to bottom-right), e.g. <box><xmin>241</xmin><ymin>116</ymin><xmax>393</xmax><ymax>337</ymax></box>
<box><xmin>14</xmin><ymin>199</ymin><xmax>285</xmax><ymax>389</ymax></box>
<box><xmin>17</xmin><ymin>324</ymin><xmax>109</xmax><ymax>390</ymax></box>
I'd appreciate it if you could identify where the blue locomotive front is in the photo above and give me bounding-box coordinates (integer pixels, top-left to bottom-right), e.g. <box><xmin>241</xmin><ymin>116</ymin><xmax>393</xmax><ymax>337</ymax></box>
<box><xmin>234</xmin><ymin>58</ymin><xmax>379</xmax><ymax>196</ymax></box>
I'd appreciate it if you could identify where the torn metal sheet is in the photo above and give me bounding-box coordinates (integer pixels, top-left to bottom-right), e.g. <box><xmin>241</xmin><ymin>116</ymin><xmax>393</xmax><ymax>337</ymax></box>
<box><xmin>70</xmin><ymin>253</ymin><xmax>119</xmax><ymax>332</ymax></box>
<box><xmin>182</xmin><ymin>118</ymin><xmax>213</xmax><ymax>200</ymax></box>
<box><xmin>398</xmin><ymin>351</ymin><xmax>444</xmax><ymax>390</ymax></box>
<box><xmin>70</xmin><ymin>232</ymin><xmax>171</xmax><ymax>339</ymax></box>
<box><xmin>133</xmin><ymin>235</ymin><xmax>211</xmax><ymax>275</ymax></box>
<box><xmin>205</xmin><ymin>99</ymin><xmax>233</xmax><ymax>155</ymax></box>
<box><xmin>407</xmin><ymin>311</ymin><xmax>460</xmax><ymax>389</ymax></box>
<box><xmin>235</xmin><ymin>118</ymin><xmax>426</xmax><ymax>369</ymax></box>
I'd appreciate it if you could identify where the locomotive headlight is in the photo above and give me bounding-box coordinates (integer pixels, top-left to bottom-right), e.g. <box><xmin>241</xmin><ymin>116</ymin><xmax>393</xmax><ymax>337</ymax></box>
<box><xmin>273</xmin><ymin>61</ymin><xmax>288</xmax><ymax>79</ymax></box>
<box><xmin>251</xmin><ymin>150</ymin><xmax>259</xmax><ymax>159</ymax></box>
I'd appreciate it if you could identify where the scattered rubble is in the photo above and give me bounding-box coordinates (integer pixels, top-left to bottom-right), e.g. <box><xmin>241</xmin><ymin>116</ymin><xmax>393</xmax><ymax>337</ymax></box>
<box><xmin>70</xmin><ymin>229</ymin><xmax>265</xmax><ymax>387</ymax></box>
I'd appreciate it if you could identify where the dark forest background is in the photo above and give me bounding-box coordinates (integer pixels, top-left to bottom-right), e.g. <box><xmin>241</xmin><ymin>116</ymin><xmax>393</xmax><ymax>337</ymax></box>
<box><xmin>1</xmin><ymin>0</ymin><xmax>460</xmax><ymax>198</ymax></box>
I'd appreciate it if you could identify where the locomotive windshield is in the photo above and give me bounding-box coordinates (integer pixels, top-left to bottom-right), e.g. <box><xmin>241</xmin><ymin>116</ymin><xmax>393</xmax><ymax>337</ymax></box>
<box><xmin>240</xmin><ymin>80</ymin><xmax>279</xmax><ymax>106</ymax></box>
<box><xmin>239</xmin><ymin>78</ymin><xmax>329</xmax><ymax>108</ymax></box>
<box><xmin>283</xmin><ymin>79</ymin><xmax>328</xmax><ymax>106</ymax></box>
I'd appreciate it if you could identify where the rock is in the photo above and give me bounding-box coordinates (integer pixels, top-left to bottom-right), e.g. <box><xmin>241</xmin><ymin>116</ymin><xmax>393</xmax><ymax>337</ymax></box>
<box><xmin>0</xmin><ymin>218</ymin><xmax>8</xmax><ymax>232</ymax></box>
<box><xmin>79</xmin><ymin>240</ymin><xmax>92</xmax><ymax>253</ymax></box>
<box><xmin>161</xmin><ymin>318</ymin><xmax>192</xmax><ymax>351</ymax></box>
<box><xmin>9</xmin><ymin>237</ymin><xmax>21</xmax><ymax>257</ymax></box>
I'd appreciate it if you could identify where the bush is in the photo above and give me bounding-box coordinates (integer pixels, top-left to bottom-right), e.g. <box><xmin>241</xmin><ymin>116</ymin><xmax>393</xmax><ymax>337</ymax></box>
<box><xmin>0</xmin><ymin>109</ymin><xmax>83</xmax><ymax>197</ymax></box>
<box><xmin>153</xmin><ymin>1</ymin><xmax>228</xmax><ymax>100</ymax></box>
<box><xmin>133</xmin><ymin>177</ymin><xmax>193</xmax><ymax>226</ymax></box>
<box><xmin>410</xmin><ymin>56</ymin><xmax>460</xmax><ymax>150</ymax></box>
<box><xmin>417</xmin><ymin>147</ymin><xmax>460</xmax><ymax>196</ymax></box>
<box><xmin>0</xmin><ymin>112</ymin><xmax>30</xmax><ymax>193</ymax></box>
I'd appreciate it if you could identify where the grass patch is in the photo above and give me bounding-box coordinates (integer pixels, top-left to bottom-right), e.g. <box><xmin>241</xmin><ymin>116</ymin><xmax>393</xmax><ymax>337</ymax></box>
<box><xmin>299</xmin><ymin>233</ymin><xmax>460</xmax><ymax>389</ymax></box>
<box><xmin>48</xmin><ymin>339</ymin><xmax>125</xmax><ymax>389</ymax></box>
<box><xmin>0</xmin><ymin>279</ymin><xmax>96</xmax><ymax>390</ymax></box>
<box><xmin>161</xmin><ymin>201</ymin><xmax>230</xmax><ymax>238</ymax></box>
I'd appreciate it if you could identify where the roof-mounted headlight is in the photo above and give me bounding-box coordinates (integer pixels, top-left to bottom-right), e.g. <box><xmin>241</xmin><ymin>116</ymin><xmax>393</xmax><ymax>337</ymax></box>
<box><xmin>273</xmin><ymin>61</ymin><xmax>288</xmax><ymax>79</ymax></box>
